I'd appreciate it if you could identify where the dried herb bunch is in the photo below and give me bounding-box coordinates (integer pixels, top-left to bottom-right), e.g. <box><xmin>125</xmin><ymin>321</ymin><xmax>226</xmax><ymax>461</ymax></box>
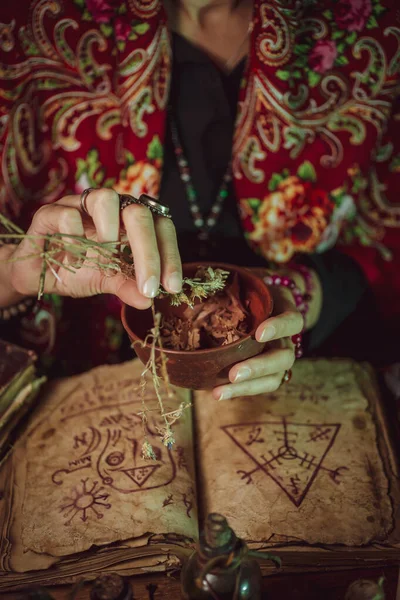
<box><xmin>0</xmin><ymin>214</ymin><xmax>229</xmax><ymax>458</ymax></box>
<box><xmin>0</xmin><ymin>213</ymin><xmax>134</xmax><ymax>298</ymax></box>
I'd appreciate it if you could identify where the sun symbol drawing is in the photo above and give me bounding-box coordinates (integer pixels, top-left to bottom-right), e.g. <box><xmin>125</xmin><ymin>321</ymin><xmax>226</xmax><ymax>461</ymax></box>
<box><xmin>59</xmin><ymin>478</ymin><xmax>112</xmax><ymax>525</ymax></box>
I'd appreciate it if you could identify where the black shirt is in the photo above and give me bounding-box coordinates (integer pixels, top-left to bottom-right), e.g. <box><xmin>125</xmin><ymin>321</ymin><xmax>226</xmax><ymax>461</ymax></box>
<box><xmin>160</xmin><ymin>33</ymin><xmax>368</xmax><ymax>350</ymax></box>
<box><xmin>160</xmin><ymin>34</ymin><xmax>260</xmax><ymax>264</ymax></box>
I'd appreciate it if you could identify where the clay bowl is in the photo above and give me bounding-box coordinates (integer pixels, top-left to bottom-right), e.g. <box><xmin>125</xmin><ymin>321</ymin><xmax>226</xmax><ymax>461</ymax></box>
<box><xmin>121</xmin><ymin>263</ymin><xmax>273</xmax><ymax>390</ymax></box>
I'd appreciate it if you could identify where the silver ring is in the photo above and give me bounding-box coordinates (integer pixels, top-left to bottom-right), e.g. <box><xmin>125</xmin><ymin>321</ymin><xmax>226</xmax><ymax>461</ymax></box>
<box><xmin>119</xmin><ymin>193</ymin><xmax>172</xmax><ymax>219</ymax></box>
<box><xmin>80</xmin><ymin>188</ymin><xmax>96</xmax><ymax>215</ymax></box>
<box><xmin>138</xmin><ymin>194</ymin><xmax>171</xmax><ymax>219</ymax></box>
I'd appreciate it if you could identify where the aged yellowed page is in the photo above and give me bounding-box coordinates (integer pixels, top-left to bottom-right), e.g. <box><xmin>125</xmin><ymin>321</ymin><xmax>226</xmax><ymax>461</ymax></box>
<box><xmin>194</xmin><ymin>360</ymin><xmax>393</xmax><ymax>547</ymax></box>
<box><xmin>11</xmin><ymin>360</ymin><xmax>198</xmax><ymax>561</ymax></box>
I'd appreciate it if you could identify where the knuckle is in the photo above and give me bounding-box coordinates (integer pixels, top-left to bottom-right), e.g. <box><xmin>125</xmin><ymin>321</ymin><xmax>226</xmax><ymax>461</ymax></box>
<box><xmin>96</xmin><ymin>187</ymin><xmax>119</xmax><ymax>204</ymax></box>
<box><xmin>33</xmin><ymin>204</ymin><xmax>48</xmax><ymax>218</ymax></box>
<box><xmin>58</xmin><ymin>206</ymin><xmax>81</xmax><ymax>230</ymax></box>
<box><xmin>55</xmin><ymin>205</ymin><xmax>71</xmax><ymax>221</ymax></box>
<box><xmin>61</xmin><ymin>206</ymin><xmax>80</xmax><ymax>223</ymax></box>
<box><xmin>31</xmin><ymin>204</ymin><xmax>53</xmax><ymax>227</ymax></box>
<box><xmin>33</xmin><ymin>204</ymin><xmax>68</xmax><ymax>228</ymax></box>
<box><xmin>92</xmin><ymin>188</ymin><xmax>119</xmax><ymax>215</ymax></box>
<box><xmin>99</xmin><ymin>272</ymin><xmax>115</xmax><ymax>296</ymax></box>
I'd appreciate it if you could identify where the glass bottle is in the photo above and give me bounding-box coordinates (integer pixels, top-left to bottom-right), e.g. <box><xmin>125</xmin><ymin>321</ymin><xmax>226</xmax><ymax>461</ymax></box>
<box><xmin>181</xmin><ymin>513</ymin><xmax>262</xmax><ymax>600</ymax></box>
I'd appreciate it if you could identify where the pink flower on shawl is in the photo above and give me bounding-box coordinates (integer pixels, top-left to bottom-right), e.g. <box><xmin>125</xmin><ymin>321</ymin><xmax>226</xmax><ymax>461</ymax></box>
<box><xmin>334</xmin><ymin>0</ymin><xmax>372</xmax><ymax>31</ymax></box>
<box><xmin>115</xmin><ymin>18</ymin><xmax>132</xmax><ymax>41</ymax></box>
<box><xmin>308</xmin><ymin>40</ymin><xmax>338</xmax><ymax>74</ymax></box>
<box><xmin>86</xmin><ymin>0</ymin><xmax>114</xmax><ymax>23</ymax></box>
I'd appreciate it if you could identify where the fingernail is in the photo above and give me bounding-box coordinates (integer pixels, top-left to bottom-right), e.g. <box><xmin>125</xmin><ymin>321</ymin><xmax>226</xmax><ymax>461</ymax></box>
<box><xmin>167</xmin><ymin>271</ymin><xmax>182</xmax><ymax>293</ymax></box>
<box><xmin>218</xmin><ymin>389</ymin><xmax>232</xmax><ymax>401</ymax></box>
<box><xmin>234</xmin><ymin>366</ymin><xmax>252</xmax><ymax>383</ymax></box>
<box><xmin>143</xmin><ymin>276</ymin><xmax>159</xmax><ymax>298</ymax></box>
<box><xmin>259</xmin><ymin>325</ymin><xmax>276</xmax><ymax>342</ymax></box>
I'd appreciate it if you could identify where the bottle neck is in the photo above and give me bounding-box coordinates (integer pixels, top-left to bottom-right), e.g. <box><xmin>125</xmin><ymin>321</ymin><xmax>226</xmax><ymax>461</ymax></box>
<box><xmin>199</xmin><ymin>513</ymin><xmax>237</xmax><ymax>558</ymax></box>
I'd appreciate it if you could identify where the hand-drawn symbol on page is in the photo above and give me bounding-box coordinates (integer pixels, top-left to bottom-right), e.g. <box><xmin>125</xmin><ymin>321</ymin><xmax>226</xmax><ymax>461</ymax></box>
<box><xmin>51</xmin><ymin>420</ymin><xmax>176</xmax><ymax>493</ymax></box>
<box><xmin>95</xmin><ymin>426</ymin><xmax>175</xmax><ymax>492</ymax></box>
<box><xmin>123</xmin><ymin>465</ymin><xmax>160</xmax><ymax>487</ymax></box>
<box><xmin>222</xmin><ymin>418</ymin><xmax>348</xmax><ymax>507</ymax></box>
<box><xmin>162</xmin><ymin>494</ymin><xmax>174</xmax><ymax>507</ymax></box>
<box><xmin>182</xmin><ymin>488</ymin><xmax>195</xmax><ymax>518</ymax></box>
<box><xmin>59</xmin><ymin>478</ymin><xmax>111</xmax><ymax>525</ymax></box>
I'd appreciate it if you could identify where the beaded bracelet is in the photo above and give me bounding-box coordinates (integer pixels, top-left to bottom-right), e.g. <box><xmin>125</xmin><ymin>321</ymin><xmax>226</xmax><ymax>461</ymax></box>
<box><xmin>0</xmin><ymin>297</ymin><xmax>36</xmax><ymax>322</ymax></box>
<box><xmin>290</xmin><ymin>263</ymin><xmax>315</xmax><ymax>297</ymax></box>
<box><xmin>264</xmin><ymin>265</ymin><xmax>313</xmax><ymax>359</ymax></box>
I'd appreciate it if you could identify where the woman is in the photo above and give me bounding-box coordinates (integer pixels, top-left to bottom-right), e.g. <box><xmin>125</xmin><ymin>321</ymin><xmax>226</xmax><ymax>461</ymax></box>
<box><xmin>0</xmin><ymin>0</ymin><xmax>399</xmax><ymax>397</ymax></box>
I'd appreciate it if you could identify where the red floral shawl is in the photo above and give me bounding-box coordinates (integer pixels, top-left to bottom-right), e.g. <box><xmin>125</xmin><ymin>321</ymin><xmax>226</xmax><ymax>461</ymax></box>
<box><xmin>0</xmin><ymin>0</ymin><xmax>399</xmax><ymax>323</ymax></box>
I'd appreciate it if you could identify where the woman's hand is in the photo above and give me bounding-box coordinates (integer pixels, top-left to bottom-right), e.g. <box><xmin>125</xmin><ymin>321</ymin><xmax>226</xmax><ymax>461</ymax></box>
<box><xmin>3</xmin><ymin>189</ymin><xmax>183</xmax><ymax>309</ymax></box>
<box><xmin>212</xmin><ymin>268</ymin><xmax>322</xmax><ymax>400</ymax></box>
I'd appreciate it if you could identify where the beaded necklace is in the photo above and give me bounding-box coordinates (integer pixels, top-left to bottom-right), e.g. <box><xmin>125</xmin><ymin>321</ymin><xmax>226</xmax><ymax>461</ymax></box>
<box><xmin>169</xmin><ymin>110</ymin><xmax>232</xmax><ymax>241</ymax></box>
<box><xmin>167</xmin><ymin>11</ymin><xmax>255</xmax><ymax>240</ymax></box>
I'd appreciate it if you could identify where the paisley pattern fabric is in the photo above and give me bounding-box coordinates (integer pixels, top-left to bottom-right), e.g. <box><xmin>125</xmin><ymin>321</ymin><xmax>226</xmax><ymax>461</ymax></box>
<box><xmin>0</xmin><ymin>0</ymin><xmax>399</xmax><ymax>367</ymax></box>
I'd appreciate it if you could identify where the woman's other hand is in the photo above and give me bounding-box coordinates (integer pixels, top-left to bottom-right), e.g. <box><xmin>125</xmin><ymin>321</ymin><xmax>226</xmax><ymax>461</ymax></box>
<box><xmin>3</xmin><ymin>189</ymin><xmax>182</xmax><ymax>309</ymax></box>
<box><xmin>212</xmin><ymin>269</ymin><xmax>322</xmax><ymax>400</ymax></box>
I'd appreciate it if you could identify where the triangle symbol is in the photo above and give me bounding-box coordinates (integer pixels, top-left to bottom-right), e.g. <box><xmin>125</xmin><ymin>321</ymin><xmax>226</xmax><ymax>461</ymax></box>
<box><xmin>109</xmin><ymin>414</ymin><xmax>123</xmax><ymax>424</ymax></box>
<box><xmin>122</xmin><ymin>465</ymin><xmax>160</xmax><ymax>487</ymax></box>
<box><xmin>222</xmin><ymin>419</ymin><xmax>341</xmax><ymax>507</ymax></box>
<box><xmin>100</xmin><ymin>414</ymin><xmax>123</xmax><ymax>427</ymax></box>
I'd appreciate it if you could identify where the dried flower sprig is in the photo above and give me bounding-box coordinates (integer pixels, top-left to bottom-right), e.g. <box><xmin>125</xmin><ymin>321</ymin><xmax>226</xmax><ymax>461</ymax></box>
<box><xmin>136</xmin><ymin>304</ymin><xmax>192</xmax><ymax>458</ymax></box>
<box><xmin>136</xmin><ymin>268</ymin><xmax>228</xmax><ymax>457</ymax></box>
<box><xmin>141</xmin><ymin>440</ymin><xmax>157</xmax><ymax>461</ymax></box>
<box><xmin>159</xmin><ymin>266</ymin><xmax>229</xmax><ymax>308</ymax></box>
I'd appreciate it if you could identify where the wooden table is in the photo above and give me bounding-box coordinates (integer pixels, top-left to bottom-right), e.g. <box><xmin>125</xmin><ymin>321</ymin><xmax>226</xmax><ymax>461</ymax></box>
<box><xmin>2</xmin><ymin>566</ymin><xmax>399</xmax><ymax>599</ymax></box>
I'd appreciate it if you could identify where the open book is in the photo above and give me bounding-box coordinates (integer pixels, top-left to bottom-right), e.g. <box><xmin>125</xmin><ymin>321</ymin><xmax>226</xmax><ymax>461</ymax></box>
<box><xmin>1</xmin><ymin>358</ymin><xmax>399</xmax><ymax>591</ymax></box>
